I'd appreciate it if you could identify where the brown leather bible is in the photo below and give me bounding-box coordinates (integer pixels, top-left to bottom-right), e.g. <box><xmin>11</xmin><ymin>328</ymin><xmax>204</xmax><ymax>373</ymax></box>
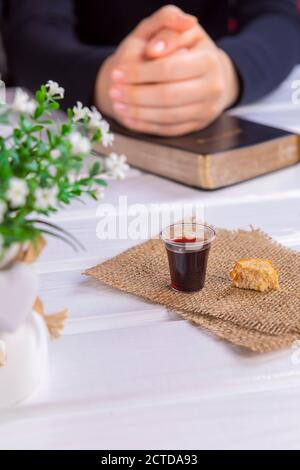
<box><xmin>98</xmin><ymin>115</ymin><xmax>300</xmax><ymax>190</ymax></box>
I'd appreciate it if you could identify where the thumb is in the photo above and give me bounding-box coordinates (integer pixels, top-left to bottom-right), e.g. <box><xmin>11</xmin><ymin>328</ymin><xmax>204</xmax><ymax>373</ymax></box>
<box><xmin>116</xmin><ymin>35</ymin><xmax>146</xmax><ymax>61</ymax></box>
<box><xmin>145</xmin><ymin>25</ymin><xmax>206</xmax><ymax>59</ymax></box>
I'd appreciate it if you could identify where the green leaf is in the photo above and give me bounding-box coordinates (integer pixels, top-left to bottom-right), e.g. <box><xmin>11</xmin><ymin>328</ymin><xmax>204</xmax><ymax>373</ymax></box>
<box><xmin>28</xmin><ymin>219</ymin><xmax>85</xmax><ymax>251</ymax></box>
<box><xmin>48</xmin><ymin>102</ymin><xmax>59</xmax><ymax>110</ymax></box>
<box><xmin>70</xmin><ymin>188</ymin><xmax>82</xmax><ymax>196</ymax></box>
<box><xmin>89</xmin><ymin>161</ymin><xmax>101</xmax><ymax>177</ymax></box>
<box><xmin>34</xmin><ymin>106</ymin><xmax>45</xmax><ymax>119</ymax></box>
<box><xmin>47</xmin><ymin>129</ymin><xmax>54</xmax><ymax>146</ymax></box>
<box><xmin>61</xmin><ymin>123</ymin><xmax>71</xmax><ymax>136</ymax></box>
<box><xmin>67</xmin><ymin>108</ymin><xmax>73</xmax><ymax>120</ymax></box>
<box><xmin>0</xmin><ymin>114</ymin><xmax>10</xmax><ymax>125</ymax></box>
<box><xmin>92</xmin><ymin>129</ymin><xmax>101</xmax><ymax>142</ymax></box>
<box><xmin>88</xmin><ymin>191</ymin><xmax>98</xmax><ymax>201</ymax></box>
<box><xmin>19</xmin><ymin>115</ymin><xmax>32</xmax><ymax>132</ymax></box>
<box><xmin>35</xmin><ymin>90</ymin><xmax>43</xmax><ymax>104</ymax></box>
<box><xmin>25</xmin><ymin>160</ymin><xmax>38</xmax><ymax>172</ymax></box>
<box><xmin>31</xmin><ymin>125</ymin><xmax>44</xmax><ymax>132</ymax></box>
<box><xmin>37</xmin><ymin>119</ymin><xmax>53</xmax><ymax>125</ymax></box>
<box><xmin>94</xmin><ymin>178</ymin><xmax>107</xmax><ymax>187</ymax></box>
<box><xmin>38</xmin><ymin>228</ymin><xmax>80</xmax><ymax>252</ymax></box>
<box><xmin>35</xmin><ymin>85</ymin><xmax>47</xmax><ymax>104</ymax></box>
<box><xmin>13</xmin><ymin>128</ymin><xmax>23</xmax><ymax>139</ymax></box>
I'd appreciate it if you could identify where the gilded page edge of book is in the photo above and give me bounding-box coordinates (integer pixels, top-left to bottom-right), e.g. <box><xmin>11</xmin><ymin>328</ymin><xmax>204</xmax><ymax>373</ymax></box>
<box><xmin>99</xmin><ymin>132</ymin><xmax>202</xmax><ymax>186</ymax></box>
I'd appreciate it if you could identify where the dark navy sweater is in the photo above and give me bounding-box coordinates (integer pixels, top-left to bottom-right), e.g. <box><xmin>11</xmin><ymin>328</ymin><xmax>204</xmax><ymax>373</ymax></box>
<box><xmin>2</xmin><ymin>0</ymin><xmax>300</xmax><ymax>109</ymax></box>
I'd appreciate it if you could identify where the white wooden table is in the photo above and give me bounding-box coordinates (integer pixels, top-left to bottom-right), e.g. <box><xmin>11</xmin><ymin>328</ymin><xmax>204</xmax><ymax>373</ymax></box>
<box><xmin>1</xmin><ymin>67</ymin><xmax>300</xmax><ymax>450</ymax></box>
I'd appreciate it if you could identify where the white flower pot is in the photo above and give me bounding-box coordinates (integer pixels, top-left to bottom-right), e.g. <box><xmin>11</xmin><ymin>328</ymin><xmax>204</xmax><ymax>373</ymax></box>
<box><xmin>0</xmin><ymin>253</ymin><xmax>48</xmax><ymax>409</ymax></box>
<box><xmin>0</xmin><ymin>312</ymin><xmax>48</xmax><ymax>409</ymax></box>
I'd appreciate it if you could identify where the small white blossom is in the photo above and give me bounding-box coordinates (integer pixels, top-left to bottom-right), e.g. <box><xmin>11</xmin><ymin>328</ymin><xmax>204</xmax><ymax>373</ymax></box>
<box><xmin>92</xmin><ymin>185</ymin><xmax>105</xmax><ymax>200</ymax></box>
<box><xmin>67</xmin><ymin>172</ymin><xmax>79</xmax><ymax>184</ymax></box>
<box><xmin>0</xmin><ymin>200</ymin><xmax>7</xmax><ymax>223</ymax></box>
<box><xmin>6</xmin><ymin>177</ymin><xmax>29</xmax><ymax>208</ymax></box>
<box><xmin>105</xmin><ymin>153</ymin><xmax>129</xmax><ymax>180</ymax></box>
<box><xmin>12</xmin><ymin>89</ymin><xmax>36</xmax><ymax>114</ymax></box>
<box><xmin>48</xmin><ymin>165</ymin><xmax>57</xmax><ymax>177</ymax></box>
<box><xmin>101</xmin><ymin>131</ymin><xmax>114</xmax><ymax>147</ymax></box>
<box><xmin>87</xmin><ymin>107</ymin><xmax>114</xmax><ymax>147</ymax></box>
<box><xmin>69</xmin><ymin>132</ymin><xmax>91</xmax><ymax>155</ymax></box>
<box><xmin>73</xmin><ymin>101</ymin><xmax>90</xmax><ymax>122</ymax></box>
<box><xmin>35</xmin><ymin>186</ymin><xmax>58</xmax><ymax>210</ymax></box>
<box><xmin>46</xmin><ymin>80</ymin><xmax>65</xmax><ymax>99</ymax></box>
<box><xmin>50</xmin><ymin>149</ymin><xmax>61</xmax><ymax>159</ymax></box>
<box><xmin>88</xmin><ymin>106</ymin><xmax>103</xmax><ymax>129</ymax></box>
<box><xmin>98</xmin><ymin>119</ymin><xmax>110</xmax><ymax>134</ymax></box>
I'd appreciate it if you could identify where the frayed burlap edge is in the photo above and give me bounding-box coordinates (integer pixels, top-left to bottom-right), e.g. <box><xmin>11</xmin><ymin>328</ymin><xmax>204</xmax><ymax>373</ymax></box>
<box><xmin>84</xmin><ymin>227</ymin><xmax>300</xmax><ymax>353</ymax></box>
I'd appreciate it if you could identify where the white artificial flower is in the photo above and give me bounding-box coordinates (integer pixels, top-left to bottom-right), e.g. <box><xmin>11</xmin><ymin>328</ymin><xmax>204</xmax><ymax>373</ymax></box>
<box><xmin>6</xmin><ymin>177</ymin><xmax>29</xmax><ymax>208</ymax></box>
<box><xmin>46</xmin><ymin>80</ymin><xmax>65</xmax><ymax>99</ymax></box>
<box><xmin>87</xmin><ymin>107</ymin><xmax>114</xmax><ymax>147</ymax></box>
<box><xmin>48</xmin><ymin>165</ymin><xmax>57</xmax><ymax>177</ymax></box>
<box><xmin>50</xmin><ymin>149</ymin><xmax>61</xmax><ymax>159</ymax></box>
<box><xmin>105</xmin><ymin>153</ymin><xmax>129</xmax><ymax>180</ymax></box>
<box><xmin>98</xmin><ymin>119</ymin><xmax>110</xmax><ymax>134</ymax></box>
<box><xmin>35</xmin><ymin>186</ymin><xmax>58</xmax><ymax>210</ymax></box>
<box><xmin>0</xmin><ymin>200</ymin><xmax>7</xmax><ymax>223</ymax></box>
<box><xmin>92</xmin><ymin>185</ymin><xmax>105</xmax><ymax>200</ymax></box>
<box><xmin>67</xmin><ymin>171</ymin><xmax>79</xmax><ymax>184</ymax></box>
<box><xmin>68</xmin><ymin>132</ymin><xmax>91</xmax><ymax>155</ymax></box>
<box><xmin>88</xmin><ymin>106</ymin><xmax>103</xmax><ymax>129</ymax></box>
<box><xmin>12</xmin><ymin>89</ymin><xmax>36</xmax><ymax>114</ymax></box>
<box><xmin>73</xmin><ymin>101</ymin><xmax>89</xmax><ymax>122</ymax></box>
<box><xmin>101</xmin><ymin>131</ymin><xmax>114</xmax><ymax>147</ymax></box>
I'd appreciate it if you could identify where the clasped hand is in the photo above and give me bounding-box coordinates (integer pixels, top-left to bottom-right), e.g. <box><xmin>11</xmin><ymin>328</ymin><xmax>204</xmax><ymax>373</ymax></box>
<box><xmin>96</xmin><ymin>5</ymin><xmax>239</xmax><ymax>136</ymax></box>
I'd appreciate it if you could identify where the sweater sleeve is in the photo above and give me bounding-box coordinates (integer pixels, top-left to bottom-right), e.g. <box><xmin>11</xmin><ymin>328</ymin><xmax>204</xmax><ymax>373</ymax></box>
<box><xmin>217</xmin><ymin>0</ymin><xmax>300</xmax><ymax>105</ymax></box>
<box><xmin>3</xmin><ymin>0</ymin><xmax>115</xmax><ymax>109</ymax></box>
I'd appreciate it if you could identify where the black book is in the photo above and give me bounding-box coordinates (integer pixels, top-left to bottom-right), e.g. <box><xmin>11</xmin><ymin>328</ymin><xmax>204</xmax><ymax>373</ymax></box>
<box><xmin>98</xmin><ymin>115</ymin><xmax>299</xmax><ymax>189</ymax></box>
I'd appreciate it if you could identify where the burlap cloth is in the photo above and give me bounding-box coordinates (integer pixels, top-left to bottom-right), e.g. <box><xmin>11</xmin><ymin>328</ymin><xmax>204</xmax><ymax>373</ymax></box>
<box><xmin>84</xmin><ymin>228</ymin><xmax>300</xmax><ymax>353</ymax></box>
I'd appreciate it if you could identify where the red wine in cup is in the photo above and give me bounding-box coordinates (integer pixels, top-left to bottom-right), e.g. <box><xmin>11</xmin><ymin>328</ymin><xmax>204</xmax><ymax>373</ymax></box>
<box><xmin>165</xmin><ymin>236</ymin><xmax>211</xmax><ymax>292</ymax></box>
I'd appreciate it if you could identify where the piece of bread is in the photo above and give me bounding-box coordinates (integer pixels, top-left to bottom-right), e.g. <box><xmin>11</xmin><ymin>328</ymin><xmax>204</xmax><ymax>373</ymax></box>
<box><xmin>229</xmin><ymin>258</ymin><xmax>279</xmax><ymax>293</ymax></box>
